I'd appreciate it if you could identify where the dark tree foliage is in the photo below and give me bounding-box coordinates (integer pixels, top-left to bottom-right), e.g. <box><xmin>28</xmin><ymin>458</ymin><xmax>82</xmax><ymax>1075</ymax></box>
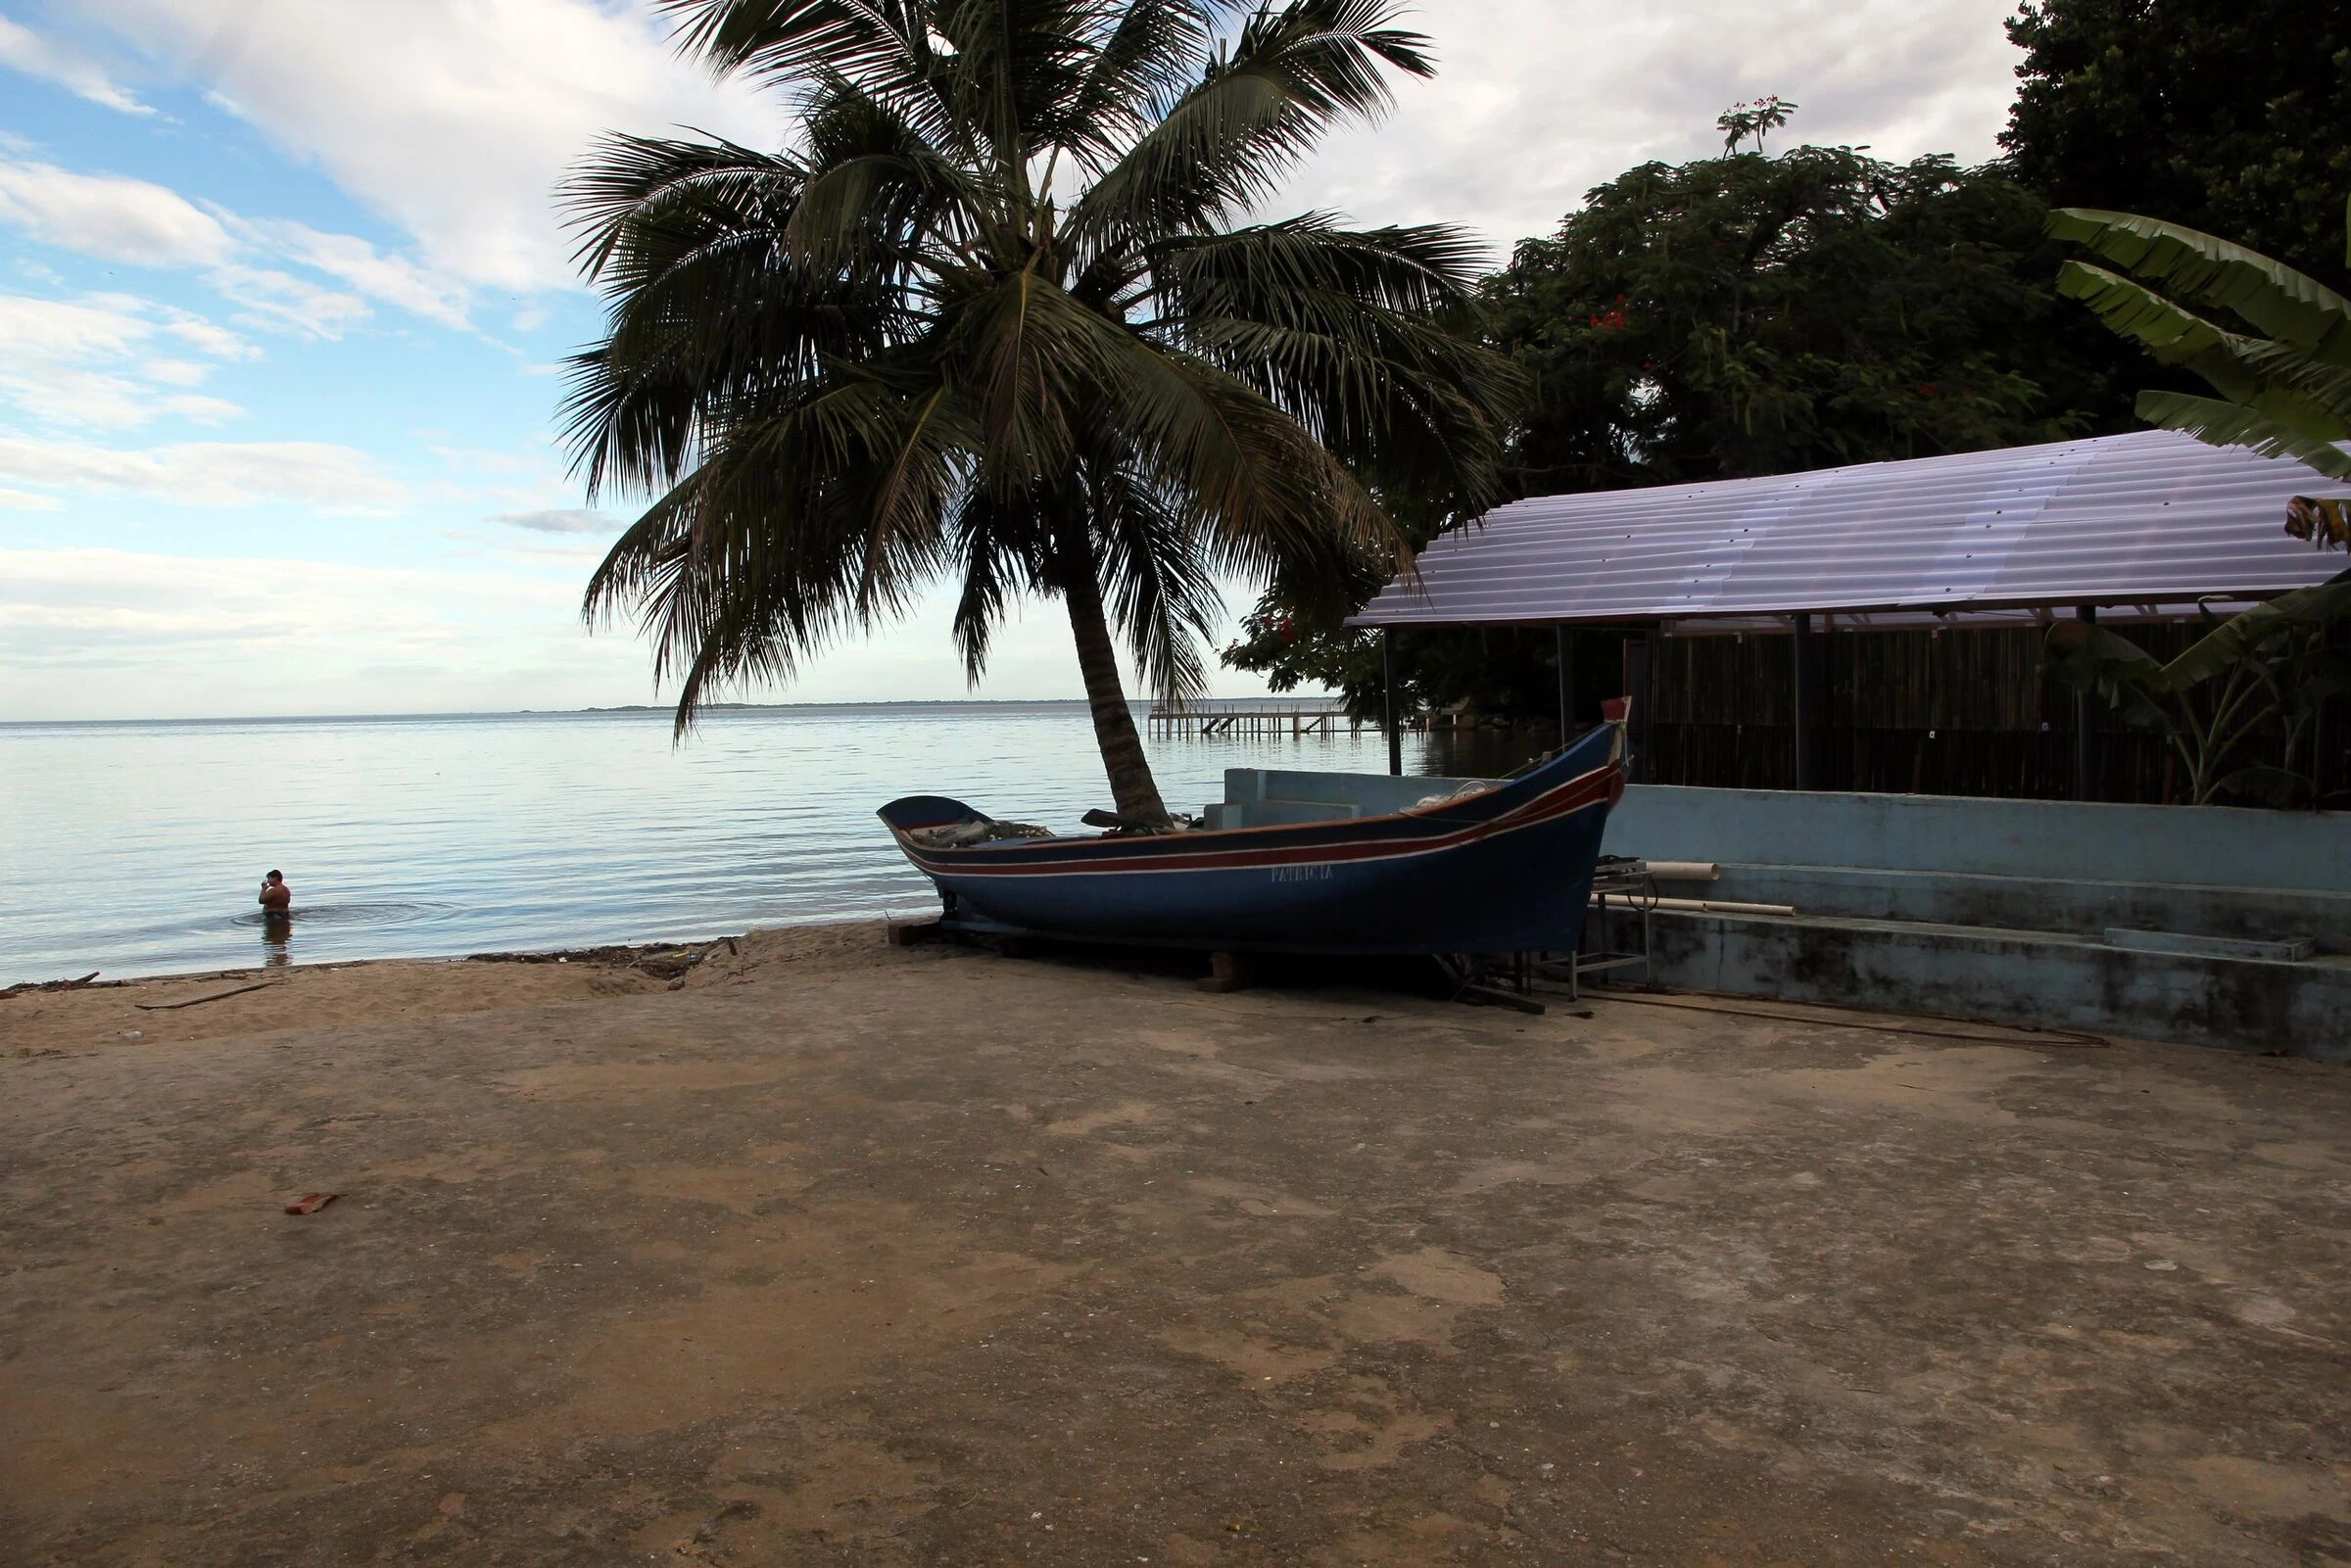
<box><xmin>1490</xmin><ymin>145</ymin><xmax>2125</xmax><ymax>495</ymax></box>
<box><xmin>1226</xmin><ymin>142</ymin><xmax>2136</xmax><ymax>716</ymax></box>
<box><xmin>2002</xmin><ymin>0</ymin><xmax>2351</xmax><ymax>294</ymax></box>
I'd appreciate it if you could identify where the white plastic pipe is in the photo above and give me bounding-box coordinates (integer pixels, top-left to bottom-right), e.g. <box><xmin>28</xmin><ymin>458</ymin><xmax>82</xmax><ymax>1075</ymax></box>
<box><xmin>1590</xmin><ymin>893</ymin><xmax>1796</xmax><ymax>917</ymax></box>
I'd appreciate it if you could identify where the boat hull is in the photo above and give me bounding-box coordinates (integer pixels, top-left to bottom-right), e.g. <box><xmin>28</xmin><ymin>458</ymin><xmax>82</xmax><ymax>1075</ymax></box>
<box><xmin>878</xmin><ymin>726</ymin><xmax>1624</xmax><ymax>956</ymax></box>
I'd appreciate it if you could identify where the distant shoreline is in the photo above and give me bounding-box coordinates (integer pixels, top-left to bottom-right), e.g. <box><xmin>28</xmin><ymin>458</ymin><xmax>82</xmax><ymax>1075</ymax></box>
<box><xmin>1</xmin><ymin>695</ymin><xmax>1342</xmax><ymax>729</ymax></box>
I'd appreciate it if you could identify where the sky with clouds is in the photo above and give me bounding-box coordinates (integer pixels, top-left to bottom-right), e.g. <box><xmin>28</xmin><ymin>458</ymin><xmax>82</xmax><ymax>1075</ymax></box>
<box><xmin>0</xmin><ymin>0</ymin><xmax>2025</xmax><ymax>721</ymax></box>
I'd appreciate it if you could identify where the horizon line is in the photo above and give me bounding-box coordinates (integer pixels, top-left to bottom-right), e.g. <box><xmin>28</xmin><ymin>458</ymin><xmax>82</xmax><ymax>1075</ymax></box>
<box><xmin>0</xmin><ymin>694</ymin><xmax>1344</xmax><ymax>727</ymax></box>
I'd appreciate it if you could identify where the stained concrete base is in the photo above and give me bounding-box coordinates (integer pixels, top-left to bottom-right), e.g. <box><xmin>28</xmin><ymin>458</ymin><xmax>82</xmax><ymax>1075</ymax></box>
<box><xmin>1596</xmin><ymin>906</ymin><xmax>2351</xmax><ymax>1062</ymax></box>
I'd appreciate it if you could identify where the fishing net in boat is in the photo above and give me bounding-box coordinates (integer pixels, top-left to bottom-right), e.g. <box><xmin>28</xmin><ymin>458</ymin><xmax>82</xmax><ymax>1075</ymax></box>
<box><xmin>907</xmin><ymin>819</ymin><xmax>1056</xmax><ymax>848</ymax></box>
<box><xmin>1411</xmin><ymin>780</ymin><xmax>1500</xmax><ymax>811</ymax></box>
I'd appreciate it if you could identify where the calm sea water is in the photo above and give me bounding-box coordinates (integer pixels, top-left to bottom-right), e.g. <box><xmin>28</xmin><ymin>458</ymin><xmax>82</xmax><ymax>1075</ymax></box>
<box><xmin>0</xmin><ymin>703</ymin><xmax>1519</xmax><ymax>984</ymax></box>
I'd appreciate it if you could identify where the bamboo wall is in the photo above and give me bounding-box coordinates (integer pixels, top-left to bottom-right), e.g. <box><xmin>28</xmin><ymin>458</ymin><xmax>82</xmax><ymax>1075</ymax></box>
<box><xmin>1636</xmin><ymin>624</ymin><xmax>2350</xmax><ymax>805</ymax></box>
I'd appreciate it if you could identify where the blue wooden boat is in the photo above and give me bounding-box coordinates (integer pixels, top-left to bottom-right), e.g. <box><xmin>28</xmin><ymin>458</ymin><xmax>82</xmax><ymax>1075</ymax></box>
<box><xmin>877</xmin><ymin>722</ymin><xmax>1624</xmax><ymax>956</ymax></box>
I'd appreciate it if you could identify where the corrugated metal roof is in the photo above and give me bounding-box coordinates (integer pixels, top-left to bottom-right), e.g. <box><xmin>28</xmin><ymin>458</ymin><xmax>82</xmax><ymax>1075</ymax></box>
<box><xmin>1347</xmin><ymin>430</ymin><xmax>2351</xmax><ymax>631</ymax></box>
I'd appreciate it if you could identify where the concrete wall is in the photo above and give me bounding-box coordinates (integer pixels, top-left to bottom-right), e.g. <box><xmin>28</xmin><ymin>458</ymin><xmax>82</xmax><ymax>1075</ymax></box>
<box><xmin>1602</xmin><ymin>785</ymin><xmax>2350</xmax><ymax>894</ymax></box>
<box><xmin>1204</xmin><ymin>769</ymin><xmax>2348</xmax><ymax>1056</ymax></box>
<box><xmin>1592</xmin><ymin>785</ymin><xmax>2349</xmax><ymax>1059</ymax></box>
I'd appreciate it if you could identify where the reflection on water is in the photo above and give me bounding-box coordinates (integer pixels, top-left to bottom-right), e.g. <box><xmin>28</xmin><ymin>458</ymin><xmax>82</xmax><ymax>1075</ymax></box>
<box><xmin>261</xmin><ymin>911</ymin><xmax>292</xmax><ymax>969</ymax></box>
<box><xmin>0</xmin><ymin>703</ymin><xmax>1520</xmax><ymax>982</ymax></box>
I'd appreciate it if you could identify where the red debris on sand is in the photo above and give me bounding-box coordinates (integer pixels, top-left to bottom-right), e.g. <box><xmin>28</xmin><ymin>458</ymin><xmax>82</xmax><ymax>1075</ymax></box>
<box><xmin>284</xmin><ymin>1193</ymin><xmax>340</xmax><ymax>1215</ymax></box>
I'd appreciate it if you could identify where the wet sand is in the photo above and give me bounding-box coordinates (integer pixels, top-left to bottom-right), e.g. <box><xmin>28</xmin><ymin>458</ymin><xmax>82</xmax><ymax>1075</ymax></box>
<box><xmin>3</xmin><ymin>924</ymin><xmax>2347</xmax><ymax>1565</ymax></box>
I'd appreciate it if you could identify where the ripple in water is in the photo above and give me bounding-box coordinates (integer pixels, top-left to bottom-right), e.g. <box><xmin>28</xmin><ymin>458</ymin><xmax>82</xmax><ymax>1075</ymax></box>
<box><xmin>227</xmin><ymin>900</ymin><xmax>454</xmax><ymax>930</ymax></box>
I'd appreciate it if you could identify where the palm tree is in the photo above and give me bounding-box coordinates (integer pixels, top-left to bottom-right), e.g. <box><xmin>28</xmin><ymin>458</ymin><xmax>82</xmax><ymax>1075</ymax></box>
<box><xmin>561</xmin><ymin>0</ymin><xmax>1518</xmax><ymax>823</ymax></box>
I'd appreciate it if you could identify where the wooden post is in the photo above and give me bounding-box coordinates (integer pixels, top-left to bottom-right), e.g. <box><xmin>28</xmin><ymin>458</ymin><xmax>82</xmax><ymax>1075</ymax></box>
<box><xmin>2075</xmin><ymin>604</ymin><xmax>2099</xmax><ymax>801</ymax></box>
<box><xmin>1792</xmin><ymin>612</ymin><xmax>1817</xmax><ymax>790</ymax></box>
<box><xmin>1623</xmin><ymin>631</ymin><xmax>1652</xmax><ymax>784</ymax></box>
<box><xmin>1382</xmin><ymin>627</ymin><xmax>1402</xmax><ymax>777</ymax></box>
<box><xmin>1556</xmin><ymin>624</ymin><xmax>1574</xmax><ymax>746</ymax></box>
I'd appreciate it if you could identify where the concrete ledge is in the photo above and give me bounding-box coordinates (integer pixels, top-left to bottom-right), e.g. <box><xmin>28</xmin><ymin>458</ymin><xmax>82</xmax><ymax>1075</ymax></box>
<box><xmin>1595</xmin><ymin>906</ymin><xmax>2350</xmax><ymax>1062</ymax></box>
<box><xmin>1698</xmin><ymin>864</ymin><xmax>2349</xmax><ymax>954</ymax></box>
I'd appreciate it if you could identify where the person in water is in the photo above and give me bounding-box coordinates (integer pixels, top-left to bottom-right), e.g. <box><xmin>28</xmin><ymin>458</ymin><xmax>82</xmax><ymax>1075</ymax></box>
<box><xmin>259</xmin><ymin>871</ymin><xmax>291</xmax><ymax>916</ymax></box>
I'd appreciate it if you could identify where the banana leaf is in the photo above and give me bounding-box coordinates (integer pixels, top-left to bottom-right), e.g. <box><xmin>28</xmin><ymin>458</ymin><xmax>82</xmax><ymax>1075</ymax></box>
<box><xmin>2158</xmin><ymin>573</ymin><xmax>2351</xmax><ymax>686</ymax></box>
<box><xmin>2211</xmin><ymin>765</ymin><xmax>2312</xmax><ymax>808</ymax></box>
<box><xmin>2045</xmin><ymin>619</ymin><xmax>2174</xmax><ymax>725</ymax></box>
<box><xmin>2132</xmin><ymin>392</ymin><xmax>2351</xmax><ymax>483</ymax></box>
<box><xmin>2047</xmin><ymin>209</ymin><xmax>2351</xmax><ymax>365</ymax></box>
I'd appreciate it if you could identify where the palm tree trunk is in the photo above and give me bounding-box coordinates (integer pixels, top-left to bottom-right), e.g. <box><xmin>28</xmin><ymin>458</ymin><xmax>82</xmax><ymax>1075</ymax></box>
<box><xmin>1058</xmin><ymin>530</ymin><xmax>1170</xmax><ymax>824</ymax></box>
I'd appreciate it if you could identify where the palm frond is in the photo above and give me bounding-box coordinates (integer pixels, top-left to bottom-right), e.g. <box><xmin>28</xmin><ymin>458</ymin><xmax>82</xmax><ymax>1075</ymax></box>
<box><xmin>561</xmin><ymin>133</ymin><xmax>806</xmax><ymax>285</ymax></box>
<box><xmin>1070</xmin><ymin>0</ymin><xmax>1432</xmax><ymax>244</ymax></box>
<box><xmin>583</xmin><ymin>367</ymin><xmax>967</xmax><ymax>731</ymax></box>
<box><xmin>1082</xmin><ymin>323</ymin><xmax>1408</xmax><ymax>580</ymax></box>
<box><xmin>1144</xmin><ymin>217</ymin><xmax>1519</xmax><ymax>505</ymax></box>
<box><xmin>1086</xmin><ymin>459</ymin><xmax>1221</xmax><ymax>701</ymax></box>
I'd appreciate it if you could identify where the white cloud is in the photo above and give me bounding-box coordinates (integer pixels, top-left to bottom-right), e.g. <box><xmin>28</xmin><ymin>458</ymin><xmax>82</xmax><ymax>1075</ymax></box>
<box><xmin>0</xmin><ymin>434</ymin><xmax>406</xmax><ymax>511</ymax></box>
<box><xmin>0</xmin><ymin>545</ymin><xmax>658</xmax><ymax>719</ymax></box>
<box><xmin>162</xmin><ymin>314</ymin><xmax>252</xmax><ymax>359</ymax></box>
<box><xmin>0</xmin><ymin>546</ymin><xmax>1275</xmax><ymax>719</ymax></box>
<box><xmin>0</xmin><ymin>16</ymin><xmax>152</xmax><ymax>116</ymax></box>
<box><xmin>0</xmin><ymin>546</ymin><xmax>550</xmax><ymax>652</ymax></box>
<box><xmin>0</xmin><ymin>291</ymin><xmax>250</xmax><ymax>428</ymax></box>
<box><xmin>230</xmin><ymin>216</ymin><xmax>473</xmax><ymax>330</ymax></box>
<box><xmin>0</xmin><ymin>157</ymin><xmax>471</xmax><ymax>335</ymax></box>
<box><xmin>140</xmin><ymin>356</ymin><xmax>211</xmax><ymax>386</ymax></box>
<box><xmin>204</xmin><ymin>261</ymin><xmax>372</xmax><ymax>339</ymax></box>
<box><xmin>1277</xmin><ymin>0</ymin><xmax>2017</xmax><ymax>254</ymax></box>
<box><xmin>493</xmin><ymin>506</ymin><xmax>607</xmax><ymax>534</ymax></box>
<box><xmin>72</xmin><ymin>0</ymin><xmax>2020</xmax><ymax>289</ymax></box>
<box><xmin>0</xmin><ymin>484</ymin><xmax>62</xmax><ymax>510</ymax></box>
<box><xmin>92</xmin><ymin>0</ymin><xmax>783</xmax><ymax>292</ymax></box>
<box><xmin>0</xmin><ymin>159</ymin><xmax>231</xmax><ymax>266</ymax></box>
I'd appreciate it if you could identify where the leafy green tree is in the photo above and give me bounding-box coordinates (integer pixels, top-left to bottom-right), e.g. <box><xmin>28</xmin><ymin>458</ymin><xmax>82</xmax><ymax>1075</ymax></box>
<box><xmin>2052</xmin><ymin>204</ymin><xmax>2351</xmax><ymax>496</ymax></box>
<box><xmin>2001</xmin><ymin>0</ymin><xmax>2351</xmax><ymax>293</ymax></box>
<box><xmin>561</xmin><ymin>0</ymin><xmax>1517</xmax><ymax>822</ymax></box>
<box><xmin>1492</xmin><ymin>143</ymin><xmax>2124</xmax><ymax>496</ymax></box>
<box><xmin>1226</xmin><ymin>134</ymin><xmax>2135</xmax><ymax>714</ymax></box>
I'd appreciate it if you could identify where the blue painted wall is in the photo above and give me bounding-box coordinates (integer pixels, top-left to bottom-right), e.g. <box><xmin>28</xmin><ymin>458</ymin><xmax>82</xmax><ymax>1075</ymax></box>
<box><xmin>1602</xmin><ymin>785</ymin><xmax>2351</xmax><ymax>894</ymax></box>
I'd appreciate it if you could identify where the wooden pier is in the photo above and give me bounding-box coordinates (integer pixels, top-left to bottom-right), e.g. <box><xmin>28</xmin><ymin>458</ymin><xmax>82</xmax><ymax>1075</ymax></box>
<box><xmin>1148</xmin><ymin>701</ymin><xmax>1361</xmax><ymax>737</ymax></box>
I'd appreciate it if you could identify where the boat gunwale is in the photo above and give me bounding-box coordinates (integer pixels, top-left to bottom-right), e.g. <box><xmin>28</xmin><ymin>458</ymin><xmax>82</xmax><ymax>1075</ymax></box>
<box><xmin>882</xmin><ymin>739</ymin><xmax>1623</xmax><ymax>876</ymax></box>
<box><xmin>895</xmin><ymin>768</ymin><xmax>1620</xmax><ymax>879</ymax></box>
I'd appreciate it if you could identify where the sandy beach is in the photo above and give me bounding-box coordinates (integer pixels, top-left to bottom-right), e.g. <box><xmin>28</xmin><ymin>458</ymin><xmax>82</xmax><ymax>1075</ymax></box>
<box><xmin>4</xmin><ymin>925</ymin><xmax>2348</xmax><ymax>1565</ymax></box>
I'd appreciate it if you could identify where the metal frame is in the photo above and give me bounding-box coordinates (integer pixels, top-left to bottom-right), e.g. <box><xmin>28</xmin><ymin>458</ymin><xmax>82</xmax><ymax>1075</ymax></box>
<box><xmin>1559</xmin><ymin>858</ymin><xmax>1657</xmax><ymax>1000</ymax></box>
